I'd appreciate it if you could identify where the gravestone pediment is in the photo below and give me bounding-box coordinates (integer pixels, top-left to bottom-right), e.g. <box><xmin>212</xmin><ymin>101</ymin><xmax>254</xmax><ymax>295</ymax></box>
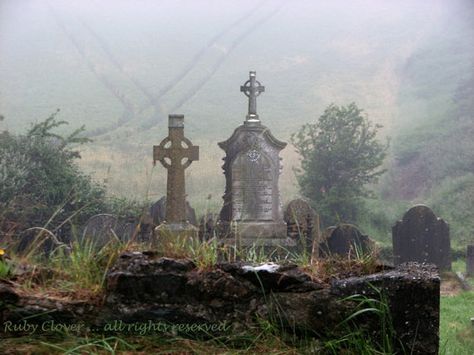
<box><xmin>218</xmin><ymin>124</ymin><xmax>287</xmax><ymax>161</ymax></box>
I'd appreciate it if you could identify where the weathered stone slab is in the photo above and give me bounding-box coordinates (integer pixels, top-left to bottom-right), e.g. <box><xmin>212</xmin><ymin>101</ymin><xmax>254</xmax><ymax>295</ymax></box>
<box><xmin>0</xmin><ymin>255</ymin><xmax>440</xmax><ymax>354</ymax></box>
<box><xmin>284</xmin><ymin>199</ymin><xmax>319</xmax><ymax>254</ymax></box>
<box><xmin>82</xmin><ymin>214</ymin><xmax>122</xmax><ymax>247</ymax></box>
<box><xmin>330</xmin><ymin>262</ymin><xmax>440</xmax><ymax>355</ymax></box>
<box><xmin>392</xmin><ymin>205</ymin><xmax>451</xmax><ymax>270</ymax></box>
<box><xmin>15</xmin><ymin>227</ymin><xmax>68</xmax><ymax>257</ymax></box>
<box><xmin>104</xmin><ymin>253</ymin><xmax>439</xmax><ymax>354</ymax></box>
<box><xmin>319</xmin><ymin>224</ymin><xmax>373</xmax><ymax>258</ymax></box>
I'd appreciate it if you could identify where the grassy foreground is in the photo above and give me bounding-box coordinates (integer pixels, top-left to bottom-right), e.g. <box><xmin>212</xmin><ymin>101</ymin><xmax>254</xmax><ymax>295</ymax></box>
<box><xmin>1</xmin><ymin>237</ymin><xmax>473</xmax><ymax>354</ymax></box>
<box><xmin>440</xmin><ymin>292</ymin><xmax>474</xmax><ymax>355</ymax></box>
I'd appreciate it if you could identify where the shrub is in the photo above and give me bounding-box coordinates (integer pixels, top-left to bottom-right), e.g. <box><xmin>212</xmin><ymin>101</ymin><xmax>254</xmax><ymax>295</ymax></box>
<box><xmin>0</xmin><ymin>111</ymin><xmax>107</xmax><ymax>242</ymax></box>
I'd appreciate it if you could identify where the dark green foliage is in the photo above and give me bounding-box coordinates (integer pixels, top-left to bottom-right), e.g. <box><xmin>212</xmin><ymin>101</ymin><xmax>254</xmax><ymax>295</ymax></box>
<box><xmin>0</xmin><ymin>111</ymin><xmax>106</xmax><ymax>240</ymax></box>
<box><xmin>429</xmin><ymin>174</ymin><xmax>474</xmax><ymax>245</ymax></box>
<box><xmin>291</xmin><ymin>103</ymin><xmax>388</xmax><ymax>225</ymax></box>
<box><xmin>389</xmin><ymin>68</ymin><xmax>474</xmax><ymax>243</ymax></box>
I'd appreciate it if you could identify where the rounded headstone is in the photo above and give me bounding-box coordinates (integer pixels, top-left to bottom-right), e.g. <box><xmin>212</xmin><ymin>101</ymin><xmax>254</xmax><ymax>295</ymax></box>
<box><xmin>392</xmin><ymin>205</ymin><xmax>451</xmax><ymax>270</ymax></box>
<box><xmin>319</xmin><ymin>224</ymin><xmax>373</xmax><ymax>258</ymax></box>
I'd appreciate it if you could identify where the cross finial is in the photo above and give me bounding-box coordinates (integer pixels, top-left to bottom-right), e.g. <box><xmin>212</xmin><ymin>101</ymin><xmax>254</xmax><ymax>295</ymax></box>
<box><xmin>240</xmin><ymin>71</ymin><xmax>265</xmax><ymax>122</ymax></box>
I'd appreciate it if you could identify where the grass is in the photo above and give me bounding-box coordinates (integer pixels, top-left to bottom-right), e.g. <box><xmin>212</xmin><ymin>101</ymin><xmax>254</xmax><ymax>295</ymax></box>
<box><xmin>440</xmin><ymin>291</ymin><xmax>474</xmax><ymax>355</ymax></box>
<box><xmin>0</xmin><ymin>285</ymin><xmax>399</xmax><ymax>355</ymax></box>
<box><xmin>0</xmin><ymin>258</ymin><xmax>11</xmax><ymax>278</ymax></box>
<box><xmin>2</xmin><ymin>215</ymin><xmax>473</xmax><ymax>354</ymax></box>
<box><xmin>324</xmin><ymin>289</ymin><xmax>397</xmax><ymax>354</ymax></box>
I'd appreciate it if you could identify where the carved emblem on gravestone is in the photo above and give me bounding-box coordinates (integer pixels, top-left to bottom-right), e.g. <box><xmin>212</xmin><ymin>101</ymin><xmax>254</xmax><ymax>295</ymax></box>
<box><xmin>392</xmin><ymin>205</ymin><xmax>451</xmax><ymax>270</ymax></box>
<box><xmin>217</xmin><ymin>71</ymin><xmax>290</xmax><ymax>246</ymax></box>
<box><xmin>247</xmin><ymin>149</ymin><xmax>261</xmax><ymax>162</ymax></box>
<box><xmin>319</xmin><ymin>224</ymin><xmax>374</xmax><ymax>258</ymax></box>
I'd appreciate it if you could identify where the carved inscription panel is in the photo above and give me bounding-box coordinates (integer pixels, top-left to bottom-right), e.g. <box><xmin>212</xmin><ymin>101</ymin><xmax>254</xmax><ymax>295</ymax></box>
<box><xmin>231</xmin><ymin>150</ymin><xmax>274</xmax><ymax>221</ymax></box>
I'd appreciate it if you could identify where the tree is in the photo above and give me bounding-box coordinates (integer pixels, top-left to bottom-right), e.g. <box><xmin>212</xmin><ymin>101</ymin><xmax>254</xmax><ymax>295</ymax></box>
<box><xmin>291</xmin><ymin>103</ymin><xmax>388</xmax><ymax>225</ymax></box>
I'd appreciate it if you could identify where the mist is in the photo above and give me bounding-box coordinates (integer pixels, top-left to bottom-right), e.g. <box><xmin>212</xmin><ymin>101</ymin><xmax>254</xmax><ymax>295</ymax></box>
<box><xmin>0</xmin><ymin>0</ymin><xmax>473</xmax><ymax>206</ymax></box>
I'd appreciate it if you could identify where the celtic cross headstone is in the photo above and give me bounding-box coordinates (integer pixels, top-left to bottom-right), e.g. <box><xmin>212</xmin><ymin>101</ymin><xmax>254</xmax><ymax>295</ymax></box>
<box><xmin>240</xmin><ymin>71</ymin><xmax>265</xmax><ymax>121</ymax></box>
<box><xmin>153</xmin><ymin>114</ymin><xmax>199</xmax><ymax>241</ymax></box>
<box><xmin>154</xmin><ymin>114</ymin><xmax>199</xmax><ymax>224</ymax></box>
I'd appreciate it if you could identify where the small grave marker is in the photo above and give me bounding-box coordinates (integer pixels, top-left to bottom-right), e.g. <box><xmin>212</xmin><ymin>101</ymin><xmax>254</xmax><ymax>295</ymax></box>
<box><xmin>319</xmin><ymin>224</ymin><xmax>373</xmax><ymax>258</ymax></box>
<box><xmin>392</xmin><ymin>205</ymin><xmax>451</xmax><ymax>270</ymax></box>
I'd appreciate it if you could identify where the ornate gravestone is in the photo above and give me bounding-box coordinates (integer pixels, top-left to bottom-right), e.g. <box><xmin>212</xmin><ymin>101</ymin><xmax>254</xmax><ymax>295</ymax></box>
<box><xmin>153</xmin><ymin>114</ymin><xmax>199</xmax><ymax>239</ymax></box>
<box><xmin>218</xmin><ymin>71</ymin><xmax>290</xmax><ymax>247</ymax></box>
<box><xmin>392</xmin><ymin>205</ymin><xmax>451</xmax><ymax>270</ymax></box>
<box><xmin>466</xmin><ymin>245</ymin><xmax>474</xmax><ymax>277</ymax></box>
<box><xmin>149</xmin><ymin>196</ymin><xmax>197</xmax><ymax>226</ymax></box>
<box><xmin>319</xmin><ymin>224</ymin><xmax>373</xmax><ymax>258</ymax></box>
<box><xmin>284</xmin><ymin>199</ymin><xmax>319</xmax><ymax>254</ymax></box>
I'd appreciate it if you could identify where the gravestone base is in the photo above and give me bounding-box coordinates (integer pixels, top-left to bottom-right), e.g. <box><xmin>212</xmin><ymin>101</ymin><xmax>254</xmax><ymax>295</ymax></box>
<box><xmin>217</xmin><ymin>221</ymin><xmax>289</xmax><ymax>241</ymax></box>
<box><xmin>153</xmin><ymin>222</ymin><xmax>199</xmax><ymax>249</ymax></box>
<box><xmin>218</xmin><ymin>221</ymin><xmax>296</xmax><ymax>259</ymax></box>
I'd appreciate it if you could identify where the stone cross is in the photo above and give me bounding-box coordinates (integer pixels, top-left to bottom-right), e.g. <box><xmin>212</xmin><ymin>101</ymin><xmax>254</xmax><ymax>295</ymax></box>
<box><xmin>153</xmin><ymin>114</ymin><xmax>199</xmax><ymax>223</ymax></box>
<box><xmin>240</xmin><ymin>71</ymin><xmax>265</xmax><ymax>121</ymax></box>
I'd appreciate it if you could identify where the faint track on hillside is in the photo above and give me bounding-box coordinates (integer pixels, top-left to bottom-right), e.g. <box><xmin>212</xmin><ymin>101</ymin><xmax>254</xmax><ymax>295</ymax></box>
<box><xmin>78</xmin><ymin>0</ymin><xmax>269</xmax><ymax>134</ymax></box>
<box><xmin>78</xmin><ymin>18</ymin><xmax>166</xmax><ymax>127</ymax></box>
<box><xmin>46</xmin><ymin>2</ymin><xmax>136</xmax><ymax>137</ymax></box>
<box><xmin>137</xmin><ymin>0</ymin><xmax>273</xmax><ymax>130</ymax></box>
<box><xmin>142</xmin><ymin>1</ymin><xmax>284</xmax><ymax>129</ymax></box>
<box><xmin>47</xmin><ymin>0</ymin><xmax>283</xmax><ymax>135</ymax></box>
<box><xmin>166</xmin><ymin>1</ymin><xmax>286</xmax><ymax>117</ymax></box>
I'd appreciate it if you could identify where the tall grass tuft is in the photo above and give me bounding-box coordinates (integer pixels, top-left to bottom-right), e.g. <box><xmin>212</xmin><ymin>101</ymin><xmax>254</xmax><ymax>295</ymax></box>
<box><xmin>324</xmin><ymin>285</ymin><xmax>398</xmax><ymax>354</ymax></box>
<box><xmin>48</xmin><ymin>235</ymin><xmax>124</xmax><ymax>295</ymax></box>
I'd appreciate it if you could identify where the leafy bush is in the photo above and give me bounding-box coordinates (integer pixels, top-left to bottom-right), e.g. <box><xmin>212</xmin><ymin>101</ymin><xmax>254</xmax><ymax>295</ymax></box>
<box><xmin>0</xmin><ymin>111</ymin><xmax>107</xmax><ymax>241</ymax></box>
<box><xmin>291</xmin><ymin>103</ymin><xmax>389</xmax><ymax>226</ymax></box>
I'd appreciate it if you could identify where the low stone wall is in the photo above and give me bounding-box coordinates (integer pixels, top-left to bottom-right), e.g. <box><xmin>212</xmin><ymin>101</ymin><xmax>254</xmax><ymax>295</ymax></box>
<box><xmin>0</xmin><ymin>252</ymin><xmax>440</xmax><ymax>354</ymax></box>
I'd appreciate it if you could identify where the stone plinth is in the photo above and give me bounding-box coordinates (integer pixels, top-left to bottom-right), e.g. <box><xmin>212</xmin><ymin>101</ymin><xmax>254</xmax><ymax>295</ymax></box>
<box><xmin>153</xmin><ymin>222</ymin><xmax>198</xmax><ymax>250</ymax></box>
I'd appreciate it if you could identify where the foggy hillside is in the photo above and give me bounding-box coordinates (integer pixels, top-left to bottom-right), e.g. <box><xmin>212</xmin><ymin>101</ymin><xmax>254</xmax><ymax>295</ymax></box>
<box><xmin>0</xmin><ymin>0</ymin><xmax>473</xmax><ymax>208</ymax></box>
